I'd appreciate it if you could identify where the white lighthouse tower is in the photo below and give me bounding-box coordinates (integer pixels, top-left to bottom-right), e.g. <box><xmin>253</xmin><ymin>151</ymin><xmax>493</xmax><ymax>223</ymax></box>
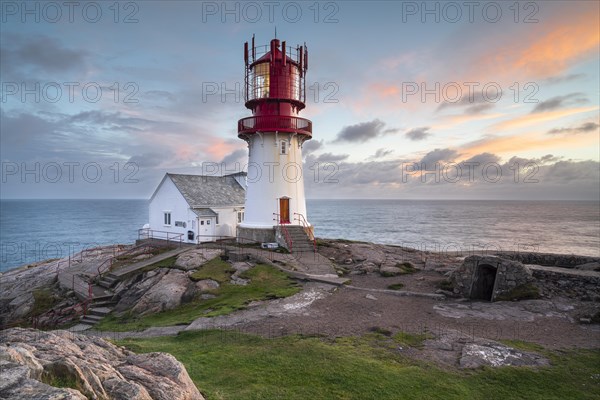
<box><xmin>237</xmin><ymin>36</ymin><xmax>313</xmax><ymax>246</ymax></box>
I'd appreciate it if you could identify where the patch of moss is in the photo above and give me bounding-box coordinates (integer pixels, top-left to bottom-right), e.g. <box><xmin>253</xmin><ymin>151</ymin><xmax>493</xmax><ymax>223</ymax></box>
<box><xmin>387</xmin><ymin>283</ymin><xmax>405</xmax><ymax>290</ymax></box>
<box><xmin>369</xmin><ymin>326</ymin><xmax>393</xmax><ymax>336</ymax></box>
<box><xmin>495</xmin><ymin>283</ymin><xmax>541</xmax><ymax>301</ymax></box>
<box><xmin>437</xmin><ymin>279</ymin><xmax>454</xmax><ymax>291</ymax></box>
<box><xmin>41</xmin><ymin>363</ymin><xmax>83</xmax><ymax>392</ymax></box>
<box><xmin>394</xmin><ymin>262</ymin><xmax>417</xmax><ymax>274</ymax></box>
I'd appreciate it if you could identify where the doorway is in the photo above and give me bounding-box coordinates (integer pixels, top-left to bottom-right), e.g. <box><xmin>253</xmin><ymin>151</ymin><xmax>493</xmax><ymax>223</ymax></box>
<box><xmin>279</xmin><ymin>197</ymin><xmax>290</xmax><ymax>224</ymax></box>
<box><xmin>470</xmin><ymin>264</ymin><xmax>497</xmax><ymax>301</ymax></box>
<box><xmin>197</xmin><ymin>218</ymin><xmax>216</xmax><ymax>242</ymax></box>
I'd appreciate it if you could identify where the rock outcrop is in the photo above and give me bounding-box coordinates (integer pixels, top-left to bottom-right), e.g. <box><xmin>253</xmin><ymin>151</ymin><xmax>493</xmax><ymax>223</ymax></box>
<box><xmin>175</xmin><ymin>249</ymin><xmax>224</xmax><ymax>271</ymax></box>
<box><xmin>0</xmin><ymin>328</ymin><xmax>204</xmax><ymax>400</ymax></box>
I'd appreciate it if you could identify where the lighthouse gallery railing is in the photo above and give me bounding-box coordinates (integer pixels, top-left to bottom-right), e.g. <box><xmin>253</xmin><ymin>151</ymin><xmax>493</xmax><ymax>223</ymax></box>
<box><xmin>238</xmin><ymin>115</ymin><xmax>312</xmax><ymax>136</ymax></box>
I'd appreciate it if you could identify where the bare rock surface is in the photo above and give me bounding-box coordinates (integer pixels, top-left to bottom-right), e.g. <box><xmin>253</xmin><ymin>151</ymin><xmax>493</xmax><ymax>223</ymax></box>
<box><xmin>0</xmin><ymin>328</ymin><xmax>204</xmax><ymax>400</ymax></box>
<box><xmin>131</xmin><ymin>270</ymin><xmax>196</xmax><ymax>316</ymax></box>
<box><xmin>175</xmin><ymin>249</ymin><xmax>224</xmax><ymax>271</ymax></box>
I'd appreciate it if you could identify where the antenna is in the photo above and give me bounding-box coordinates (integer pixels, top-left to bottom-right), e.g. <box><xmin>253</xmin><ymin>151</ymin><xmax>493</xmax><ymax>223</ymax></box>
<box><xmin>274</xmin><ymin>26</ymin><xmax>277</xmax><ymax>39</ymax></box>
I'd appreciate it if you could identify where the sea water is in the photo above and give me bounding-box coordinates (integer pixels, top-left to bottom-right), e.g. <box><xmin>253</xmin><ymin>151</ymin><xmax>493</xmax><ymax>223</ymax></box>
<box><xmin>1</xmin><ymin>199</ymin><xmax>598</xmax><ymax>272</ymax></box>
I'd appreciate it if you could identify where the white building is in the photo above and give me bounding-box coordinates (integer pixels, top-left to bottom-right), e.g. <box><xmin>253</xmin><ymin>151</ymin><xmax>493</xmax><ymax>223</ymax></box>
<box><xmin>146</xmin><ymin>172</ymin><xmax>246</xmax><ymax>243</ymax></box>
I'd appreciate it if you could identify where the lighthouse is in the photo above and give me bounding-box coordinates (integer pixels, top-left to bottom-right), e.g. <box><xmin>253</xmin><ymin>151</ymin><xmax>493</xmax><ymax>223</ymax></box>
<box><xmin>237</xmin><ymin>36</ymin><xmax>313</xmax><ymax>245</ymax></box>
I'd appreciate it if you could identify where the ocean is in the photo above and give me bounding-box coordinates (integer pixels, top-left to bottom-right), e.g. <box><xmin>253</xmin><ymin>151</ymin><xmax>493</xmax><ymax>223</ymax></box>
<box><xmin>1</xmin><ymin>199</ymin><xmax>598</xmax><ymax>272</ymax></box>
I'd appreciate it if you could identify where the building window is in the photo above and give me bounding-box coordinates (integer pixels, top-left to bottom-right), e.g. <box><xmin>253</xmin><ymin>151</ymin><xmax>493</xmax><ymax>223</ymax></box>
<box><xmin>207</xmin><ymin>220</ymin><xmax>211</xmax><ymax>225</ymax></box>
<box><xmin>280</xmin><ymin>140</ymin><xmax>288</xmax><ymax>155</ymax></box>
<box><xmin>237</xmin><ymin>211</ymin><xmax>244</xmax><ymax>223</ymax></box>
<box><xmin>164</xmin><ymin>212</ymin><xmax>171</xmax><ymax>226</ymax></box>
<box><xmin>216</xmin><ymin>215</ymin><xmax>219</xmax><ymax>225</ymax></box>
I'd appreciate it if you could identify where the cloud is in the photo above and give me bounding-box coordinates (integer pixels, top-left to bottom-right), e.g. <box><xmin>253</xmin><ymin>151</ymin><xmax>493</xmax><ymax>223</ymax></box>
<box><xmin>543</xmin><ymin>73</ymin><xmax>586</xmax><ymax>85</ymax></box>
<box><xmin>548</xmin><ymin>122</ymin><xmax>599</xmax><ymax>135</ymax></box>
<box><xmin>491</xmin><ymin>106</ymin><xmax>598</xmax><ymax>132</ymax></box>
<box><xmin>437</xmin><ymin>92</ymin><xmax>495</xmax><ymax>115</ymax></box>
<box><xmin>368</xmin><ymin>148</ymin><xmax>394</xmax><ymax>160</ymax></box>
<box><xmin>220</xmin><ymin>149</ymin><xmax>247</xmax><ymax>166</ymax></box>
<box><xmin>333</xmin><ymin>119</ymin><xmax>398</xmax><ymax>143</ymax></box>
<box><xmin>531</xmin><ymin>93</ymin><xmax>588</xmax><ymax>113</ymax></box>
<box><xmin>419</xmin><ymin>148</ymin><xmax>458</xmax><ymax>166</ymax></box>
<box><xmin>405</xmin><ymin>127</ymin><xmax>432</xmax><ymax>141</ymax></box>
<box><xmin>302</xmin><ymin>139</ymin><xmax>323</xmax><ymax>156</ymax></box>
<box><xmin>0</xmin><ymin>34</ymin><xmax>88</xmax><ymax>77</ymax></box>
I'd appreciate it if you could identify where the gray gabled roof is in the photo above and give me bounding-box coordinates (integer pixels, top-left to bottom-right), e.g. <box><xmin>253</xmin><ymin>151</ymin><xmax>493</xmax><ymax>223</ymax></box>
<box><xmin>192</xmin><ymin>208</ymin><xmax>219</xmax><ymax>217</ymax></box>
<box><xmin>167</xmin><ymin>173</ymin><xmax>246</xmax><ymax>207</ymax></box>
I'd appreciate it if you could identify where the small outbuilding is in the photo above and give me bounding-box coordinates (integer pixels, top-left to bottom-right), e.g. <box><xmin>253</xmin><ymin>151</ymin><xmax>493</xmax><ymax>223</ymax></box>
<box><xmin>145</xmin><ymin>172</ymin><xmax>246</xmax><ymax>243</ymax></box>
<box><xmin>450</xmin><ymin>255</ymin><xmax>536</xmax><ymax>302</ymax></box>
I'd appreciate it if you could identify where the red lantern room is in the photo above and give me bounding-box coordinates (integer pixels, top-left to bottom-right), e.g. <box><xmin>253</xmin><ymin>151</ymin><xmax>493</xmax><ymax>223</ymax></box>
<box><xmin>238</xmin><ymin>36</ymin><xmax>313</xmax><ymax>141</ymax></box>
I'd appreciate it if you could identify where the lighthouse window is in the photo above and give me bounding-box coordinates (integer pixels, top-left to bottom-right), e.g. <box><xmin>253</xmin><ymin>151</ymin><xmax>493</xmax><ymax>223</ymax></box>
<box><xmin>280</xmin><ymin>140</ymin><xmax>288</xmax><ymax>155</ymax></box>
<box><xmin>163</xmin><ymin>212</ymin><xmax>171</xmax><ymax>226</ymax></box>
<box><xmin>252</xmin><ymin>63</ymin><xmax>270</xmax><ymax>99</ymax></box>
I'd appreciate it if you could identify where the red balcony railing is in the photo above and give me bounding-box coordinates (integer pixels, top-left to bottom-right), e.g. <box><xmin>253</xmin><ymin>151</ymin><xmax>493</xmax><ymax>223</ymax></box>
<box><xmin>238</xmin><ymin>115</ymin><xmax>312</xmax><ymax>137</ymax></box>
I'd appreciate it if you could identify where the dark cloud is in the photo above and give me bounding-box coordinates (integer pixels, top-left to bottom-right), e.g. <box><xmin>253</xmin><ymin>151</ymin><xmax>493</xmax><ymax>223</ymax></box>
<box><xmin>313</xmin><ymin>153</ymin><xmax>349</xmax><ymax>163</ymax></box>
<box><xmin>1</xmin><ymin>34</ymin><xmax>88</xmax><ymax>77</ymax></box>
<box><xmin>547</xmin><ymin>122</ymin><xmax>599</xmax><ymax>135</ymax></box>
<box><xmin>220</xmin><ymin>149</ymin><xmax>247</xmax><ymax>166</ymax></box>
<box><xmin>333</xmin><ymin>119</ymin><xmax>398</xmax><ymax>143</ymax></box>
<box><xmin>437</xmin><ymin>92</ymin><xmax>495</xmax><ymax>114</ymax></box>
<box><xmin>543</xmin><ymin>73</ymin><xmax>586</xmax><ymax>85</ymax></box>
<box><xmin>127</xmin><ymin>152</ymin><xmax>172</xmax><ymax>168</ymax></box>
<box><xmin>302</xmin><ymin>139</ymin><xmax>323</xmax><ymax>156</ymax></box>
<box><xmin>531</xmin><ymin>93</ymin><xmax>588</xmax><ymax>113</ymax></box>
<box><xmin>405</xmin><ymin>127</ymin><xmax>432</xmax><ymax>141</ymax></box>
<box><xmin>419</xmin><ymin>148</ymin><xmax>458</xmax><ymax>166</ymax></box>
<box><xmin>368</xmin><ymin>148</ymin><xmax>394</xmax><ymax>160</ymax></box>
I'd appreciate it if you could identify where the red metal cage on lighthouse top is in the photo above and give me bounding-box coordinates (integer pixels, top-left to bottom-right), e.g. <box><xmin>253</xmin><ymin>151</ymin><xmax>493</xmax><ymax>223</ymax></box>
<box><xmin>238</xmin><ymin>36</ymin><xmax>312</xmax><ymax>141</ymax></box>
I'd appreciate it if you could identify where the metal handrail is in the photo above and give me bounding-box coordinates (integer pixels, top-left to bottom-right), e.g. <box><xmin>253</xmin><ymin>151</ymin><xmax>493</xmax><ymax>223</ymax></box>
<box><xmin>293</xmin><ymin>212</ymin><xmax>316</xmax><ymax>253</ymax></box>
<box><xmin>238</xmin><ymin>115</ymin><xmax>312</xmax><ymax>136</ymax></box>
<box><xmin>273</xmin><ymin>213</ymin><xmax>293</xmax><ymax>252</ymax></box>
<box><xmin>138</xmin><ymin>228</ymin><xmax>184</xmax><ymax>247</ymax></box>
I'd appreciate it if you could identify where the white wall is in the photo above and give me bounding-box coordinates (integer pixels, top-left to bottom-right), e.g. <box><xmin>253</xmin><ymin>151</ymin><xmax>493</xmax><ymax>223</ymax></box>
<box><xmin>240</xmin><ymin>132</ymin><xmax>309</xmax><ymax>229</ymax></box>
<box><xmin>149</xmin><ymin>177</ymin><xmax>196</xmax><ymax>243</ymax></box>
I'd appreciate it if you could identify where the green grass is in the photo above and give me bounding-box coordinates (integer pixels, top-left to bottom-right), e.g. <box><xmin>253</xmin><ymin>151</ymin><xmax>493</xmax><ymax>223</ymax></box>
<box><xmin>190</xmin><ymin>257</ymin><xmax>234</xmax><ymax>283</ymax></box>
<box><xmin>498</xmin><ymin>339</ymin><xmax>546</xmax><ymax>353</ymax></box>
<box><xmin>30</xmin><ymin>288</ymin><xmax>59</xmax><ymax>317</ymax></box>
<box><xmin>116</xmin><ymin>330</ymin><xmax>600</xmax><ymax>400</ymax></box>
<box><xmin>95</xmin><ymin>264</ymin><xmax>300</xmax><ymax>331</ymax></box>
<box><xmin>437</xmin><ymin>279</ymin><xmax>454</xmax><ymax>291</ymax></box>
<box><xmin>393</xmin><ymin>331</ymin><xmax>433</xmax><ymax>349</ymax></box>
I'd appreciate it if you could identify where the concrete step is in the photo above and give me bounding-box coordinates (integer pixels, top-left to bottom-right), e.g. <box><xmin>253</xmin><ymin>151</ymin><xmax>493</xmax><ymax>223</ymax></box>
<box><xmin>80</xmin><ymin>314</ymin><xmax>103</xmax><ymax>324</ymax></box>
<box><xmin>97</xmin><ymin>279</ymin><xmax>117</xmax><ymax>289</ymax></box>
<box><xmin>91</xmin><ymin>300</ymin><xmax>117</xmax><ymax>308</ymax></box>
<box><xmin>92</xmin><ymin>293</ymin><xmax>114</xmax><ymax>302</ymax></box>
<box><xmin>89</xmin><ymin>307</ymin><xmax>112</xmax><ymax>317</ymax></box>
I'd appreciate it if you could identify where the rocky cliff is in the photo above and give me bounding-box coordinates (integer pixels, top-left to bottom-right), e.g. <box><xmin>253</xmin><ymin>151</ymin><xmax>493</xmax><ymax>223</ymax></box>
<box><xmin>0</xmin><ymin>328</ymin><xmax>204</xmax><ymax>400</ymax></box>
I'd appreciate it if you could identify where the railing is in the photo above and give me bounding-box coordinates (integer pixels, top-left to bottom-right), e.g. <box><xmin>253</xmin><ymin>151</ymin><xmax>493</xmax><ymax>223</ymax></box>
<box><xmin>294</xmin><ymin>212</ymin><xmax>316</xmax><ymax>253</ymax></box>
<box><xmin>138</xmin><ymin>228</ymin><xmax>184</xmax><ymax>247</ymax></box>
<box><xmin>238</xmin><ymin>115</ymin><xmax>312</xmax><ymax>136</ymax></box>
<box><xmin>273</xmin><ymin>213</ymin><xmax>293</xmax><ymax>253</ymax></box>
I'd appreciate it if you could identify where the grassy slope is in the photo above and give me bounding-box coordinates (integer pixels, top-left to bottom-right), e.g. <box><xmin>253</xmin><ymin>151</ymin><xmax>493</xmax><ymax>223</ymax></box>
<box><xmin>95</xmin><ymin>263</ymin><xmax>300</xmax><ymax>331</ymax></box>
<box><xmin>117</xmin><ymin>330</ymin><xmax>600</xmax><ymax>400</ymax></box>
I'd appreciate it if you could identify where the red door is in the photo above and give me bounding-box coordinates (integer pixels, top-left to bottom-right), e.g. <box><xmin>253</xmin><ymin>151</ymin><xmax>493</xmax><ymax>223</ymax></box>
<box><xmin>279</xmin><ymin>197</ymin><xmax>290</xmax><ymax>224</ymax></box>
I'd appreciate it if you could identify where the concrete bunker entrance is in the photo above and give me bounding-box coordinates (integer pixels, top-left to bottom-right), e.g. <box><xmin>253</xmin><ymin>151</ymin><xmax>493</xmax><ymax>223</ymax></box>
<box><xmin>470</xmin><ymin>263</ymin><xmax>497</xmax><ymax>301</ymax></box>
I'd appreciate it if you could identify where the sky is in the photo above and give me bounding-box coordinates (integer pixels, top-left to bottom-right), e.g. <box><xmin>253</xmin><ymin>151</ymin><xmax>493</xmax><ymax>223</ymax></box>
<box><xmin>1</xmin><ymin>0</ymin><xmax>599</xmax><ymax>200</ymax></box>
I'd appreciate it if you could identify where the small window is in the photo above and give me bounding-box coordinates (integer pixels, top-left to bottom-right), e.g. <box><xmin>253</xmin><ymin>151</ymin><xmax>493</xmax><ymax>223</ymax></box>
<box><xmin>201</xmin><ymin>220</ymin><xmax>204</xmax><ymax>225</ymax></box>
<box><xmin>280</xmin><ymin>140</ymin><xmax>288</xmax><ymax>155</ymax></box>
<box><xmin>164</xmin><ymin>212</ymin><xmax>171</xmax><ymax>226</ymax></box>
<box><xmin>237</xmin><ymin>211</ymin><xmax>244</xmax><ymax>223</ymax></box>
<box><xmin>216</xmin><ymin>215</ymin><xmax>219</xmax><ymax>225</ymax></box>
<box><xmin>207</xmin><ymin>220</ymin><xmax>211</xmax><ymax>225</ymax></box>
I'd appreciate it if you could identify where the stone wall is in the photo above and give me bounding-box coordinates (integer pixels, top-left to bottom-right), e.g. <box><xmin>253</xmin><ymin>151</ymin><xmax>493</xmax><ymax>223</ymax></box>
<box><xmin>528</xmin><ymin>265</ymin><xmax>600</xmax><ymax>301</ymax></box>
<box><xmin>450</xmin><ymin>255</ymin><xmax>534</xmax><ymax>301</ymax></box>
<box><xmin>495</xmin><ymin>252</ymin><xmax>600</xmax><ymax>268</ymax></box>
